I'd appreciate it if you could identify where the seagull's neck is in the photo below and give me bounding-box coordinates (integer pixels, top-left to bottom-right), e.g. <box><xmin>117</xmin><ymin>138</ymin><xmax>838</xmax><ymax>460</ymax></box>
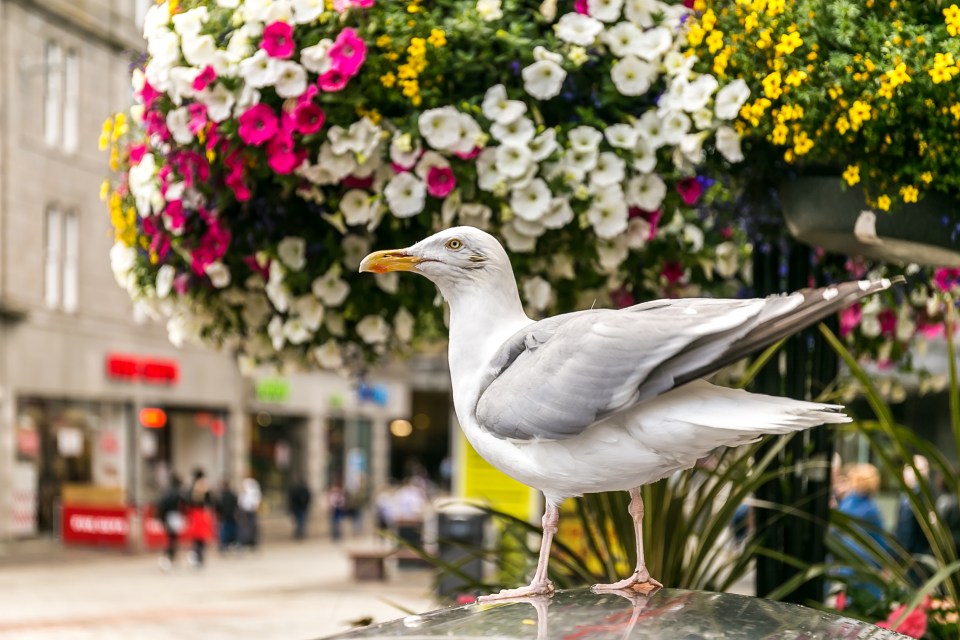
<box><xmin>442</xmin><ymin>278</ymin><xmax>532</xmax><ymax>420</ymax></box>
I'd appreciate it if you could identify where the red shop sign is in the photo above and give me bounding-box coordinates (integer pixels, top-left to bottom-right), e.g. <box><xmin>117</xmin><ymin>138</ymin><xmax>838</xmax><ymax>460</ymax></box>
<box><xmin>61</xmin><ymin>505</ymin><xmax>131</xmax><ymax>547</ymax></box>
<box><xmin>106</xmin><ymin>353</ymin><xmax>179</xmax><ymax>385</ymax></box>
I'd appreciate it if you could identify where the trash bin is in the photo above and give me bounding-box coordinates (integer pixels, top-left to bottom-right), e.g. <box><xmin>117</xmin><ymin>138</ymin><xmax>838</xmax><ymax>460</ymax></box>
<box><xmin>435</xmin><ymin>502</ymin><xmax>487</xmax><ymax>599</ymax></box>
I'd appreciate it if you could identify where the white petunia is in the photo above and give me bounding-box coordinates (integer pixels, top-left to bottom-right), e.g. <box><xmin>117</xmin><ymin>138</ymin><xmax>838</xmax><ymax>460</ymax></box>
<box><xmin>680</xmin><ymin>130</ymin><xmax>710</xmax><ymax>165</ymax></box>
<box><xmin>555</xmin><ymin>13</ymin><xmax>604</xmax><ymax>46</ymax></box>
<box><xmin>292</xmin><ymin>0</ymin><xmax>325</xmax><ymax>23</ymax></box>
<box><xmin>664</xmin><ymin>50</ymin><xmax>697</xmax><ymax>77</ymax></box>
<box><xmin>523</xmin><ymin>276</ymin><xmax>553</xmax><ymax>312</ymax></box>
<box><xmin>660</xmin><ymin>110</ymin><xmax>692</xmax><ymax>145</ymax></box>
<box><xmin>265</xmin><ymin>262</ymin><xmax>291</xmax><ymax>312</ymax></box>
<box><xmin>414</xmin><ymin>150</ymin><xmax>450</xmax><ymax>181</ymax></box>
<box><xmin>682</xmin><ymin>224</ymin><xmax>704</xmax><ymax>252</ymax></box>
<box><xmin>635</xmin><ymin>27</ymin><xmax>673</xmax><ymax>62</ymax></box>
<box><xmin>239</xmin><ymin>50</ymin><xmax>280</xmax><ymax>88</ymax></box>
<box><xmin>591</xmin><ymin>152</ymin><xmax>626</xmax><ymax>187</ymax></box>
<box><xmin>395</xmin><ymin>308</ymin><xmax>415</xmax><ymax>343</ymax></box>
<box><xmin>390</xmin><ymin>133</ymin><xmax>422</xmax><ymax>169</ymax></box>
<box><xmin>384</xmin><ymin>172</ymin><xmax>427</xmax><ymax>218</ymax></box>
<box><xmin>267</xmin><ymin>316</ymin><xmax>286</xmax><ymax>350</ymax></box>
<box><xmin>341</xmin><ymin>235</ymin><xmax>370</xmax><ymax>271</ymax></box>
<box><xmin>283</xmin><ymin>317</ymin><xmax>311</xmax><ymax>346</ymax></box>
<box><xmin>540</xmin><ymin>0</ymin><xmax>558</xmax><ymax>21</ymax></box>
<box><xmin>568</xmin><ymin>125</ymin><xmax>603</xmax><ymax>153</ymax></box>
<box><xmin>716</xmin><ymin>126</ymin><xmax>744</xmax><ymax>163</ymax></box>
<box><xmin>418</xmin><ymin>107</ymin><xmax>463</xmax><ymax>150</ymax></box>
<box><xmin>234</xmin><ymin>84</ymin><xmax>261</xmax><ymax>115</ymax></box>
<box><xmin>167</xmin><ymin>67</ymin><xmax>198</xmax><ymax>105</ymax></box>
<box><xmin>476</xmin><ymin>0</ymin><xmax>503</xmax><ymax>21</ymax></box>
<box><xmin>291</xmin><ymin>295</ymin><xmax>325</xmax><ymax>331</ymax></box>
<box><xmin>325</xmin><ymin>311</ymin><xmax>346</xmax><ymax>337</ymax></box>
<box><xmin>300</xmin><ymin>39</ymin><xmax>333</xmax><ymax>75</ymax></box>
<box><xmin>476</xmin><ymin>148</ymin><xmax>504</xmax><ymax>191</ymax></box>
<box><xmin>317</xmin><ymin>143</ymin><xmax>358</xmax><ymax>183</ymax></box>
<box><xmin>459</xmin><ymin>203</ymin><xmax>493</xmax><ymax>229</ymax></box>
<box><xmin>312</xmin><ymin>268</ymin><xmax>350</xmax><ymax>307</ymax></box>
<box><xmin>328</xmin><ymin>117</ymin><xmax>381</xmax><ymax>159</ymax></box>
<box><xmin>623</xmin><ymin>0</ymin><xmax>656</xmax><ymax>26</ymax></box>
<box><xmin>314</xmin><ymin>341</ymin><xmax>343</xmax><ymax>369</ymax></box>
<box><xmin>680</xmin><ymin>74</ymin><xmax>719</xmax><ymax>113</ymax></box>
<box><xmin>356</xmin><ymin>315</ymin><xmax>390</xmax><ymax>344</ymax></box>
<box><xmin>603</xmin><ymin>21</ymin><xmax>644</xmax><ymax>57</ymax></box>
<box><xmin>635</xmin><ymin>110</ymin><xmax>665</xmax><ymax>149</ymax></box>
<box><xmin>511</xmin><ymin>178</ymin><xmax>552</xmax><ymax>221</ymax></box>
<box><xmin>495</xmin><ymin>143</ymin><xmax>534</xmax><ymax>178</ymax></box>
<box><xmin>611</xmin><ymin>55</ymin><xmax>656</xmax><ymax>96</ymax></box>
<box><xmin>565</xmin><ymin>147</ymin><xmax>599</xmax><ymax>174</ymax></box>
<box><xmin>491</xmin><ymin>116</ymin><xmax>536</xmax><ymax>145</ymax></box>
<box><xmin>166</xmin><ymin>107</ymin><xmax>193</xmax><ymax>144</ymax></box>
<box><xmin>692</xmin><ymin>108</ymin><xmax>714</xmax><ymax>131</ymax></box>
<box><xmin>110</xmin><ymin>242</ymin><xmax>137</xmax><ymax>291</ymax></box>
<box><xmin>550</xmin><ymin>254</ymin><xmax>576</xmax><ymax>279</ymax></box>
<box><xmin>597</xmin><ymin>236</ymin><xmax>630</xmax><ymax>273</ymax></box>
<box><xmin>241</xmin><ymin>294</ymin><xmax>271</xmax><ymax>328</ymax></box>
<box><xmin>449</xmin><ymin>113</ymin><xmax>483</xmax><ymax>155</ymax></box>
<box><xmin>501</xmin><ymin>221</ymin><xmax>540</xmax><ymax>252</ymax></box>
<box><xmin>715</xmin><ymin>78</ymin><xmax>751</xmax><ymax>120</ymax></box>
<box><xmin>375</xmin><ymin>272</ymin><xmax>399</xmax><ymax>294</ymax></box>
<box><xmin>278</xmin><ymin>236</ymin><xmax>307</xmax><ymax>271</ymax></box>
<box><xmin>714</xmin><ymin>242</ymin><xmax>739</xmax><ymax>278</ymax></box>
<box><xmin>340</xmin><ymin>189</ymin><xmax>374</xmax><ymax>226</ymax></box>
<box><xmin>522</xmin><ymin>60</ymin><xmax>567</xmax><ymax>100</ymax></box>
<box><xmin>588</xmin><ymin>185</ymin><xmax>629</xmax><ymax>238</ymax></box>
<box><xmin>605</xmin><ymin>125</ymin><xmax>639</xmax><ymax>151</ymax></box>
<box><xmin>541</xmin><ymin>197</ymin><xmax>574</xmax><ymax>229</ymax></box>
<box><xmin>205</xmin><ymin>262</ymin><xmax>232</xmax><ymax>288</ymax></box>
<box><xmin>588</xmin><ymin>0</ymin><xmax>625</xmax><ymax>22</ymax></box>
<box><xmin>530</xmin><ymin>129</ymin><xmax>559</xmax><ymax>162</ymax></box>
<box><xmin>482</xmin><ymin>84</ymin><xmax>527</xmax><ymax>124</ymax></box>
<box><xmin>156</xmin><ymin>264</ymin><xmax>176</xmax><ymax>298</ymax></box>
<box><xmin>626</xmin><ymin>217</ymin><xmax>652</xmax><ymax>249</ymax></box>
<box><xmin>274</xmin><ymin>61</ymin><xmax>308</xmax><ymax>98</ymax></box>
<box><xmin>625</xmin><ymin>172</ymin><xmax>666</xmax><ymax>210</ymax></box>
<box><xmin>860</xmin><ymin>314</ymin><xmax>882</xmax><ymax>338</ymax></box>
<box><xmin>181</xmin><ymin>33</ymin><xmax>218</xmax><ymax>68</ymax></box>
<box><xmin>199</xmin><ymin>84</ymin><xmax>236</xmax><ymax>122</ymax></box>
<box><xmin>632</xmin><ymin>138</ymin><xmax>656</xmax><ymax>173</ymax></box>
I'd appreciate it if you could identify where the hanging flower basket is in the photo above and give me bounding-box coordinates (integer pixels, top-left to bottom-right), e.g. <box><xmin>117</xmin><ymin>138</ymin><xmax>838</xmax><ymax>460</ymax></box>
<box><xmin>102</xmin><ymin>0</ymin><xmax>756</xmax><ymax>372</ymax></box>
<box><xmin>780</xmin><ymin>177</ymin><xmax>960</xmax><ymax>268</ymax></box>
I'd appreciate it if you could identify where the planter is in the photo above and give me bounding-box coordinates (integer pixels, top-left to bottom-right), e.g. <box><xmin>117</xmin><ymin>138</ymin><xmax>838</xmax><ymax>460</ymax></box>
<box><xmin>780</xmin><ymin>177</ymin><xmax>960</xmax><ymax>267</ymax></box>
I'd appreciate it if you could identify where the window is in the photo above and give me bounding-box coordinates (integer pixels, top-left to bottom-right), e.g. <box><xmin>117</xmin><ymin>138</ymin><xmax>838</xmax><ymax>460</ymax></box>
<box><xmin>44</xmin><ymin>207</ymin><xmax>61</xmax><ymax>309</ymax></box>
<box><xmin>43</xmin><ymin>42</ymin><xmax>62</xmax><ymax>147</ymax></box>
<box><xmin>63</xmin><ymin>51</ymin><xmax>79</xmax><ymax>152</ymax></box>
<box><xmin>44</xmin><ymin>206</ymin><xmax>79</xmax><ymax>312</ymax></box>
<box><xmin>42</xmin><ymin>42</ymin><xmax>79</xmax><ymax>151</ymax></box>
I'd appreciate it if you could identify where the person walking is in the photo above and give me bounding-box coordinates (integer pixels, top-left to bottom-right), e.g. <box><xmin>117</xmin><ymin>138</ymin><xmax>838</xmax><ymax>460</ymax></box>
<box><xmin>215</xmin><ymin>479</ymin><xmax>239</xmax><ymax>552</ymax></box>
<box><xmin>288</xmin><ymin>477</ymin><xmax>312</xmax><ymax>540</ymax></box>
<box><xmin>156</xmin><ymin>473</ymin><xmax>187</xmax><ymax>571</ymax></box>
<box><xmin>186</xmin><ymin>468</ymin><xmax>215</xmax><ymax>568</ymax></box>
<box><xmin>238</xmin><ymin>476</ymin><xmax>262</xmax><ymax>550</ymax></box>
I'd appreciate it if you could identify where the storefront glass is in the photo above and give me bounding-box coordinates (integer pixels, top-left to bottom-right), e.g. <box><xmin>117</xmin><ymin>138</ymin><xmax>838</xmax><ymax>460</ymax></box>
<box><xmin>327</xmin><ymin>417</ymin><xmax>373</xmax><ymax>512</ymax></box>
<box><xmin>249</xmin><ymin>412</ymin><xmax>307</xmax><ymax>514</ymax></box>
<box><xmin>141</xmin><ymin>407</ymin><xmax>228</xmax><ymax>503</ymax></box>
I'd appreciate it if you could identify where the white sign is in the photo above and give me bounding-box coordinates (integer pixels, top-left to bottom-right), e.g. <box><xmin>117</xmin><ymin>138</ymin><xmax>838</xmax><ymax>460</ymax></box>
<box><xmin>57</xmin><ymin>427</ymin><xmax>84</xmax><ymax>457</ymax></box>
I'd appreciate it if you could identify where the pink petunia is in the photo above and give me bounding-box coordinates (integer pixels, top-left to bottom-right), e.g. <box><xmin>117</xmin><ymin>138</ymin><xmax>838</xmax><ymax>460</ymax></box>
<box><xmin>575</xmin><ymin>0</ymin><xmax>589</xmax><ymax>13</ymax></box>
<box><xmin>676</xmin><ymin>177</ymin><xmax>704</xmax><ymax>206</ymax></box>
<box><xmin>190</xmin><ymin>219</ymin><xmax>232</xmax><ymax>275</ymax></box>
<box><xmin>173</xmin><ymin>273</ymin><xmax>191</xmax><ymax>295</ymax></box>
<box><xmin>453</xmin><ymin>147</ymin><xmax>481</xmax><ymax>160</ymax></box>
<box><xmin>192</xmin><ymin>65</ymin><xmax>217</xmax><ymax>92</ymax></box>
<box><xmin>188</xmin><ymin>103</ymin><xmax>208</xmax><ymax>134</ymax></box>
<box><xmin>875</xmin><ymin>599</ymin><xmax>930</xmax><ymax>638</ymax></box>
<box><xmin>610</xmin><ymin>287</ymin><xmax>635</xmax><ymax>309</ymax></box>
<box><xmin>140</xmin><ymin>81</ymin><xmax>161</xmax><ymax>108</ymax></box>
<box><xmin>934</xmin><ymin>267</ymin><xmax>960</xmax><ymax>292</ymax></box>
<box><xmin>878</xmin><ymin>309</ymin><xmax>897</xmax><ymax>337</ymax></box>
<box><xmin>294</xmin><ymin>102</ymin><xmax>325</xmax><ymax>135</ymax></box>
<box><xmin>333</xmin><ymin>0</ymin><xmax>374</xmax><ymax>11</ymax></box>
<box><xmin>426</xmin><ymin>166</ymin><xmax>456</xmax><ymax>198</ymax></box>
<box><xmin>317</xmin><ymin>69</ymin><xmax>349</xmax><ymax>92</ymax></box>
<box><xmin>164</xmin><ymin>200</ymin><xmax>187</xmax><ymax>232</ymax></box>
<box><xmin>662</xmin><ymin>261</ymin><xmax>685</xmax><ymax>284</ymax></box>
<box><xmin>343</xmin><ymin>175</ymin><xmax>375</xmax><ymax>189</ymax></box>
<box><xmin>261</xmin><ymin>21</ymin><xmax>295</xmax><ymax>59</ymax></box>
<box><xmin>266</xmin><ymin>133</ymin><xmax>301</xmax><ymax>174</ymax></box>
<box><xmin>128</xmin><ymin>144</ymin><xmax>147</xmax><ymax>165</ymax></box>
<box><xmin>839</xmin><ymin>304</ymin><xmax>862</xmax><ymax>338</ymax></box>
<box><xmin>629</xmin><ymin>207</ymin><xmax>661</xmax><ymax>240</ymax></box>
<box><xmin>238</xmin><ymin>104</ymin><xmax>280</xmax><ymax>145</ymax></box>
<box><xmin>329</xmin><ymin>28</ymin><xmax>367</xmax><ymax>77</ymax></box>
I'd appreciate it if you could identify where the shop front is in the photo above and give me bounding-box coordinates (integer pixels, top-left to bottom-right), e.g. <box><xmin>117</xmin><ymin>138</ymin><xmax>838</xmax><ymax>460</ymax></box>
<box><xmin>249</xmin><ymin>411</ymin><xmax>308</xmax><ymax>515</ymax></box>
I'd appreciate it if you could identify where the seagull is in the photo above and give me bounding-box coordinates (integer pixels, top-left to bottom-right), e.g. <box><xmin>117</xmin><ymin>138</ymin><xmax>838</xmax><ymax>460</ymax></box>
<box><xmin>359</xmin><ymin>226</ymin><xmax>895</xmax><ymax>601</ymax></box>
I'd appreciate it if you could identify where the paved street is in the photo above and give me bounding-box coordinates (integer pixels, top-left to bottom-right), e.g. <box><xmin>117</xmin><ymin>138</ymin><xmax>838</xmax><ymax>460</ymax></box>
<box><xmin>0</xmin><ymin>534</ymin><xmax>437</xmax><ymax>640</ymax></box>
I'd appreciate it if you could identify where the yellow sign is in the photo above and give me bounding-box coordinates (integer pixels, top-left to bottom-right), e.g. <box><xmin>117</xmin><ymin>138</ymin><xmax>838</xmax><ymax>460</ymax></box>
<box><xmin>458</xmin><ymin>432</ymin><xmax>537</xmax><ymax>521</ymax></box>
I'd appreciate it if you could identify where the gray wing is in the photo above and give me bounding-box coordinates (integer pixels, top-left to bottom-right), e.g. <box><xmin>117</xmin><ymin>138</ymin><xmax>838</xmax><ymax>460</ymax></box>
<box><xmin>475</xmin><ymin>279</ymin><xmax>897</xmax><ymax>441</ymax></box>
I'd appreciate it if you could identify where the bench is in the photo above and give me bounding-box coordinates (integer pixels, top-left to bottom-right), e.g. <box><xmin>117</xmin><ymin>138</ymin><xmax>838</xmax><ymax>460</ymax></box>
<box><xmin>347</xmin><ymin>547</ymin><xmax>426</xmax><ymax>581</ymax></box>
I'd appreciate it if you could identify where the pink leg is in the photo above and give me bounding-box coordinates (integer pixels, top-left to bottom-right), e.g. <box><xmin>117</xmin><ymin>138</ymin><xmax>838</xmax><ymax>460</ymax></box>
<box><xmin>592</xmin><ymin>488</ymin><xmax>662</xmax><ymax>595</ymax></box>
<box><xmin>478</xmin><ymin>502</ymin><xmax>558</xmax><ymax>602</ymax></box>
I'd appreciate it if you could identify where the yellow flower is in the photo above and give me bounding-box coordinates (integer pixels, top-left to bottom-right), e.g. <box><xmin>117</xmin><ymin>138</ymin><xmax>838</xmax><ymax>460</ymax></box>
<box><xmin>848</xmin><ymin>100</ymin><xmax>872</xmax><ymax>131</ymax></box>
<box><xmin>376</xmin><ymin>35</ymin><xmax>392</xmax><ymax>48</ymax></box>
<box><xmin>921</xmin><ymin>172</ymin><xmax>933</xmax><ymax>184</ymax></box>
<box><xmin>885</xmin><ymin>62</ymin><xmax>911</xmax><ymax>88</ymax></box>
<box><xmin>706</xmin><ymin>30</ymin><xmax>724</xmax><ymax>53</ymax></box>
<box><xmin>950</xmin><ymin>103</ymin><xmax>960</xmax><ymax>120</ymax></box>
<box><xmin>701</xmin><ymin>9</ymin><xmax>717</xmax><ymax>30</ymax></box>
<box><xmin>772</xmin><ymin>123</ymin><xmax>788</xmax><ymax>145</ymax></box>
<box><xmin>756</xmin><ymin>29</ymin><xmax>773</xmax><ymax>49</ymax></box>
<box><xmin>744</xmin><ymin>12</ymin><xmax>759</xmax><ymax>31</ymax></box>
<box><xmin>428</xmin><ymin>29</ymin><xmax>447</xmax><ymax>47</ymax></box>
<box><xmin>842</xmin><ymin>165</ymin><xmax>860</xmax><ymax>186</ymax></box>
<box><xmin>784</xmin><ymin>69</ymin><xmax>807</xmax><ymax>86</ymax></box>
<box><xmin>762</xmin><ymin>71</ymin><xmax>782</xmax><ymax>99</ymax></box>
<box><xmin>876</xmin><ymin>195</ymin><xmax>891</xmax><ymax>211</ymax></box>
<box><xmin>380</xmin><ymin>72</ymin><xmax>397</xmax><ymax>88</ymax></box>
<box><xmin>775</xmin><ymin>31</ymin><xmax>802</xmax><ymax>56</ymax></box>
<box><xmin>687</xmin><ymin>23</ymin><xmax>706</xmax><ymax>47</ymax></box>
<box><xmin>713</xmin><ymin>50</ymin><xmax>729</xmax><ymax>76</ymax></box>
<box><xmin>945</xmin><ymin>4</ymin><xmax>960</xmax><ymax>36</ymax></box>
<box><xmin>100</xmin><ymin>179</ymin><xmax>111</xmax><ymax>201</ymax></box>
<box><xmin>793</xmin><ymin>131</ymin><xmax>813</xmax><ymax>155</ymax></box>
<box><xmin>835</xmin><ymin>116</ymin><xmax>850</xmax><ymax>134</ymax></box>
<box><xmin>900</xmin><ymin>185</ymin><xmax>919</xmax><ymax>203</ymax></box>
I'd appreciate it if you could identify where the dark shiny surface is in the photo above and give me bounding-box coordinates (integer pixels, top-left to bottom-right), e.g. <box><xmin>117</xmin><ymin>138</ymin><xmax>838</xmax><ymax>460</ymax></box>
<box><xmin>324</xmin><ymin>588</ymin><xmax>908</xmax><ymax>640</ymax></box>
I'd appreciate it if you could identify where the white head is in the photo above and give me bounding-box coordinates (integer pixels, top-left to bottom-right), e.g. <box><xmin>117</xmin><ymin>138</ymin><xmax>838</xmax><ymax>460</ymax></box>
<box><xmin>358</xmin><ymin>226</ymin><xmax>520</xmax><ymax>307</ymax></box>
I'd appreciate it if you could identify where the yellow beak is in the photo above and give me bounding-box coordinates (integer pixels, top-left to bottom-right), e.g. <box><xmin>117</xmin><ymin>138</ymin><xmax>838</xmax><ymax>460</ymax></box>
<box><xmin>358</xmin><ymin>249</ymin><xmax>423</xmax><ymax>274</ymax></box>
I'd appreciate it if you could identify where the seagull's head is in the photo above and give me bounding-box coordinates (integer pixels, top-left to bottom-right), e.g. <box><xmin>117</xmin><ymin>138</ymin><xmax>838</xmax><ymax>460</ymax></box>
<box><xmin>359</xmin><ymin>226</ymin><xmax>518</xmax><ymax>303</ymax></box>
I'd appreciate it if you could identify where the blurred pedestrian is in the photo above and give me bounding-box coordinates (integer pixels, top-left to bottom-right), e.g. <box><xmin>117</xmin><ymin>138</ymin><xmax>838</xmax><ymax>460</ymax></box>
<box><xmin>238</xmin><ymin>476</ymin><xmax>262</xmax><ymax>550</ymax></box>
<box><xmin>327</xmin><ymin>484</ymin><xmax>346</xmax><ymax>541</ymax></box>
<box><xmin>288</xmin><ymin>477</ymin><xmax>312</xmax><ymax>540</ymax></box>
<box><xmin>896</xmin><ymin>456</ymin><xmax>932</xmax><ymax>557</ymax></box>
<box><xmin>215</xmin><ymin>479</ymin><xmax>239</xmax><ymax>552</ymax></box>
<box><xmin>186</xmin><ymin>468</ymin><xmax>215</xmax><ymax>568</ymax></box>
<box><xmin>833</xmin><ymin>463</ymin><xmax>892</xmax><ymax>604</ymax></box>
<box><xmin>156</xmin><ymin>473</ymin><xmax>187</xmax><ymax>571</ymax></box>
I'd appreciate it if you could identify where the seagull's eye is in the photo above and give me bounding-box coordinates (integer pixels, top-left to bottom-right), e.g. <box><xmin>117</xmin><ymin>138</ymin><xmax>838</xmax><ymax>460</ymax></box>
<box><xmin>446</xmin><ymin>238</ymin><xmax>463</xmax><ymax>251</ymax></box>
